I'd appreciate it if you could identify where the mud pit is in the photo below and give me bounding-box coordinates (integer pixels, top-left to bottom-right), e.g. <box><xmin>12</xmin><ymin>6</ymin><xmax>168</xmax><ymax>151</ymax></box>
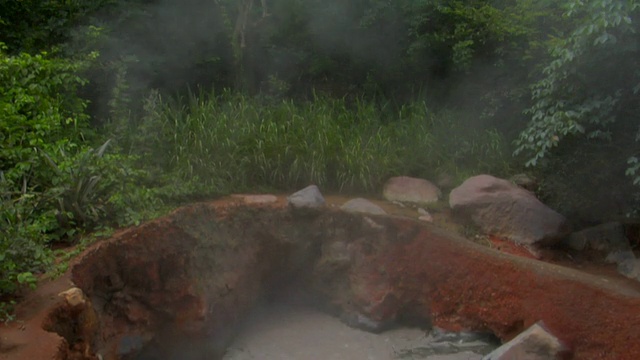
<box><xmin>11</xmin><ymin>198</ymin><xmax>640</xmax><ymax>359</ymax></box>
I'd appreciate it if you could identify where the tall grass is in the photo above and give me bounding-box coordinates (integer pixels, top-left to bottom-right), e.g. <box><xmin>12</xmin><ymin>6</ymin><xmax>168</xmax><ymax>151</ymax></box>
<box><xmin>134</xmin><ymin>89</ymin><xmax>516</xmax><ymax>196</ymax></box>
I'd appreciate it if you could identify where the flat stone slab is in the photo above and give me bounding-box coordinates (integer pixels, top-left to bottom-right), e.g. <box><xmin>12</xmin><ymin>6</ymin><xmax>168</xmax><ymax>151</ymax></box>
<box><xmin>341</xmin><ymin>198</ymin><xmax>387</xmax><ymax>215</ymax></box>
<box><xmin>482</xmin><ymin>322</ymin><xmax>567</xmax><ymax>360</ymax></box>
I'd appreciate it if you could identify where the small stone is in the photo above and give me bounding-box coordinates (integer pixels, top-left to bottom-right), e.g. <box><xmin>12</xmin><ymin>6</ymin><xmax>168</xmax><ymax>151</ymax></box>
<box><xmin>605</xmin><ymin>249</ymin><xmax>635</xmax><ymax>265</ymax></box>
<box><xmin>418</xmin><ymin>208</ymin><xmax>433</xmax><ymax>222</ymax></box>
<box><xmin>617</xmin><ymin>258</ymin><xmax>640</xmax><ymax>281</ymax></box>
<box><xmin>233</xmin><ymin>194</ymin><xmax>278</xmax><ymax>204</ymax></box>
<box><xmin>383</xmin><ymin>176</ymin><xmax>442</xmax><ymax>205</ymax></box>
<box><xmin>364</xmin><ymin>217</ymin><xmax>384</xmax><ymax>230</ymax></box>
<box><xmin>340</xmin><ymin>312</ymin><xmax>389</xmax><ymax>333</ymax></box>
<box><xmin>287</xmin><ymin>185</ymin><xmax>325</xmax><ymax>209</ymax></box>
<box><xmin>482</xmin><ymin>322</ymin><xmax>568</xmax><ymax>360</ymax></box>
<box><xmin>58</xmin><ymin>287</ymin><xmax>86</xmax><ymax>307</ymax></box>
<box><xmin>341</xmin><ymin>198</ymin><xmax>386</xmax><ymax>215</ymax></box>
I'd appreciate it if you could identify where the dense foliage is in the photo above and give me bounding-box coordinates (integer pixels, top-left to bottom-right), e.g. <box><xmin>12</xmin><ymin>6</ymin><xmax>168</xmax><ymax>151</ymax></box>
<box><xmin>516</xmin><ymin>0</ymin><xmax>640</xmax><ymax>218</ymax></box>
<box><xmin>0</xmin><ymin>47</ymin><xmax>158</xmax><ymax>307</ymax></box>
<box><xmin>126</xmin><ymin>90</ymin><xmax>512</xmax><ymax>194</ymax></box>
<box><xmin>1</xmin><ymin>0</ymin><xmax>639</xmax><ymax>317</ymax></box>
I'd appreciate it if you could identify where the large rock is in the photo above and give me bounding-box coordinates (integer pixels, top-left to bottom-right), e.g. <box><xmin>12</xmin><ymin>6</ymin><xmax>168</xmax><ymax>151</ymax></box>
<box><xmin>449</xmin><ymin>175</ymin><xmax>568</xmax><ymax>246</ymax></box>
<box><xmin>340</xmin><ymin>198</ymin><xmax>387</xmax><ymax>215</ymax></box>
<box><xmin>287</xmin><ymin>185</ymin><xmax>325</xmax><ymax>209</ymax></box>
<box><xmin>383</xmin><ymin>176</ymin><xmax>442</xmax><ymax>205</ymax></box>
<box><xmin>614</xmin><ymin>255</ymin><xmax>640</xmax><ymax>282</ymax></box>
<box><xmin>564</xmin><ymin>222</ymin><xmax>629</xmax><ymax>252</ymax></box>
<box><xmin>483</xmin><ymin>322</ymin><xmax>568</xmax><ymax>360</ymax></box>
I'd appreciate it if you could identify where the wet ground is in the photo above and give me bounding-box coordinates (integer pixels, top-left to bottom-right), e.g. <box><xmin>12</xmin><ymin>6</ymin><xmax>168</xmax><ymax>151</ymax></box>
<box><xmin>223</xmin><ymin>305</ymin><xmax>495</xmax><ymax>360</ymax></box>
<box><xmin>223</xmin><ymin>302</ymin><xmax>497</xmax><ymax>360</ymax></box>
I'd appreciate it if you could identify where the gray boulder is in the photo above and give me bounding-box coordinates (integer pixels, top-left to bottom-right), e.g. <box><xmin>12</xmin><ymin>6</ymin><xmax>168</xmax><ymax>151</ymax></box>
<box><xmin>606</xmin><ymin>249</ymin><xmax>636</xmax><ymax>265</ymax></box>
<box><xmin>450</xmin><ymin>175</ymin><xmax>569</xmax><ymax>246</ymax></box>
<box><xmin>341</xmin><ymin>198</ymin><xmax>387</xmax><ymax>215</ymax></box>
<box><xmin>606</xmin><ymin>250</ymin><xmax>640</xmax><ymax>282</ymax></box>
<box><xmin>383</xmin><ymin>176</ymin><xmax>442</xmax><ymax>205</ymax></box>
<box><xmin>564</xmin><ymin>222</ymin><xmax>629</xmax><ymax>252</ymax></box>
<box><xmin>287</xmin><ymin>185</ymin><xmax>325</xmax><ymax>209</ymax></box>
<box><xmin>483</xmin><ymin>322</ymin><xmax>568</xmax><ymax>360</ymax></box>
<box><xmin>617</xmin><ymin>257</ymin><xmax>640</xmax><ymax>281</ymax></box>
<box><xmin>564</xmin><ymin>222</ymin><xmax>640</xmax><ymax>282</ymax></box>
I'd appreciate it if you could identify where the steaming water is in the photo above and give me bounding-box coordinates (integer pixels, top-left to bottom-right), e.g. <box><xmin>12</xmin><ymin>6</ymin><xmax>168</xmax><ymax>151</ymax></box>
<box><xmin>222</xmin><ymin>304</ymin><xmax>497</xmax><ymax>360</ymax></box>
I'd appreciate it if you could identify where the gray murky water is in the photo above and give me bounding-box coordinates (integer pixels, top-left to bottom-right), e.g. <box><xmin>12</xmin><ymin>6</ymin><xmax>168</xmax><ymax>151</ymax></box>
<box><xmin>222</xmin><ymin>304</ymin><xmax>497</xmax><ymax>360</ymax></box>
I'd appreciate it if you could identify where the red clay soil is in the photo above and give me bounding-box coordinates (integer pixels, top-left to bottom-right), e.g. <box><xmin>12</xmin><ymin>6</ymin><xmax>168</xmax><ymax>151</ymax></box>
<box><xmin>309</xmin><ymin>213</ymin><xmax>640</xmax><ymax>360</ymax></box>
<box><xmin>485</xmin><ymin>235</ymin><xmax>539</xmax><ymax>259</ymax></box>
<box><xmin>0</xmin><ymin>273</ymin><xmax>75</xmax><ymax>360</ymax></box>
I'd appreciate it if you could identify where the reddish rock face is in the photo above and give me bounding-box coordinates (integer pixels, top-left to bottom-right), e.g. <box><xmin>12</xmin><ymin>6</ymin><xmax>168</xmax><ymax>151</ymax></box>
<box><xmin>20</xmin><ymin>199</ymin><xmax>640</xmax><ymax>359</ymax></box>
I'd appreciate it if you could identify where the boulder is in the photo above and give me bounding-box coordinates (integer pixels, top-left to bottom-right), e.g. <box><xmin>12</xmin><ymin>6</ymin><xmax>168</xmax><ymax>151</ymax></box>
<box><xmin>616</xmin><ymin>257</ymin><xmax>640</xmax><ymax>281</ymax></box>
<box><xmin>482</xmin><ymin>322</ymin><xmax>568</xmax><ymax>360</ymax></box>
<box><xmin>564</xmin><ymin>222</ymin><xmax>629</xmax><ymax>252</ymax></box>
<box><xmin>602</xmin><ymin>249</ymin><xmax>640</xmax><ymax>283</ymax></box>
<box><xmin>340</xmin><ymin>198</ymin><xmax>387</xmax><ymax>215</ymax></box>
<box><xmin>449</xmin><ymin>175</ymin><xmax>568</xmax><ymax>246</ymax></box>
<box><xmin>383</xmin><ymin>176</ymin><xmax>442</xmax><ymax>205</ymax></box>
<box><xmin>563</xmin><ymin>222</ymin><xmax>640</xmax><ymax>281</ymax></box>
<box><xmin>287</xmin><ymin>185</ymin><xmax>325</xmax><ymax>209</ymax></box>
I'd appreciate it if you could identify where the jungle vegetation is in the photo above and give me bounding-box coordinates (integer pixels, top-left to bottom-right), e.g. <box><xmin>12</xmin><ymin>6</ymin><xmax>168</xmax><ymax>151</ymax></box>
<box><xmin>1</xmin><ymin>0</ymin><xmax>639</xmax><ymax>317</ymax></box>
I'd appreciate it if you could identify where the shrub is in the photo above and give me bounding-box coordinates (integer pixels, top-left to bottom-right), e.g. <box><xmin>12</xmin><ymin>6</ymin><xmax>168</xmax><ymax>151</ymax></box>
<box><xmin>0</xmin><ymin>46</ymin><xmax>163</xmax><ymax>311</ymax></box>
<box><xmin>126</xmin><ymin>89</ymin><xmax>516</xmax><ymax>195</ymax></box>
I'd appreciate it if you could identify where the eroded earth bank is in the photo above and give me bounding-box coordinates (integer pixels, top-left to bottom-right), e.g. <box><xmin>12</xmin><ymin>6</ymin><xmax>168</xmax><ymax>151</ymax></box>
<box><xmin>3</xmin><ymin>195</ymin><xmax>640</xmax><ymax>359</ymax></box>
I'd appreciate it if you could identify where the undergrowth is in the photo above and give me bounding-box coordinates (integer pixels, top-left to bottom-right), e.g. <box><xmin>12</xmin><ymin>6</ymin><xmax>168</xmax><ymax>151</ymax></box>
<box><xmin>119</xmin><ymin>89</ymin><xmax>516</xmax><ymax>195</ymax></box>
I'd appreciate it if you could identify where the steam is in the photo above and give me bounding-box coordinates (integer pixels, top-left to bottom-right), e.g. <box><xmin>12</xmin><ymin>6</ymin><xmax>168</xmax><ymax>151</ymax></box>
<box><xmin>84</xmin><ymin>0</ymin><xmax>638</xmax><ymax>222</ymax></box>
